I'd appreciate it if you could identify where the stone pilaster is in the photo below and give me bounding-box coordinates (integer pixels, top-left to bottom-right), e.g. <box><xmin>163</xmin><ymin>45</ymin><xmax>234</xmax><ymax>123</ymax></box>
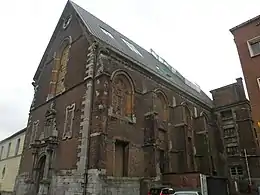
<box><xmin>76</xmin><ymin>42</ymin><xmax>98</xmax><ymax>175</ymax></box>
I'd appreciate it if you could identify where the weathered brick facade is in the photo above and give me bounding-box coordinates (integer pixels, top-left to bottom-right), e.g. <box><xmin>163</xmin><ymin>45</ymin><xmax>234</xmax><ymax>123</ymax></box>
<box><xmin>13</xmin><ymin>1</ymin><xmax>258</xmax><ymax>195</ymax></box>
<box><xmin>211</xmin><ymin>78</ymin><xmax>260</xmax><ymax>193</ymax></box>
<box><xmin>230</xmin><ymin>15</ymin><xmax>260</xmax><ymax>140</ymax></box>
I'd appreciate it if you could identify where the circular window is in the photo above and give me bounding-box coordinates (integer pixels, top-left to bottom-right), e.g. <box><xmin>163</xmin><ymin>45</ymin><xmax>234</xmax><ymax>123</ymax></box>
<box><xmin>63</xmin><ymin>15</ymin><xmax>72</xmax><ymax>29</ymax></box>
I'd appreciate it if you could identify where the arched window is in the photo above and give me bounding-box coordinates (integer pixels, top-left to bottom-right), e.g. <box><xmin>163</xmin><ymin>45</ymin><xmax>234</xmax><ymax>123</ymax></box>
<box><xmin>111</xmin><ymin>73</ymin><xmax>134</xmax><ymax>117</ymax></box>
<box><xmin>48</xmin><ymin>37</ymin><xmax>71</xmax><ymax>99</ymax></box>
<box><xmin>55</xmin><ymin>44</ymin><xmax>70</xmax><ymax>95</ymax></box>
<box><xmin>185</xmin><ymin>107</ymin><xmax>192</xmax><ymax>126</ymax></box>
<box><xmin>154</xmin><ymin>91</ymin><xmax>168</xmax><ymax>121</ymax></box>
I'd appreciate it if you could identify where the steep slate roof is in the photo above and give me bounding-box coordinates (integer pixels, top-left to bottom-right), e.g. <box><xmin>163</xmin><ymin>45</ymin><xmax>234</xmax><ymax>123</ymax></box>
<box><xmin>70</xmin><ymin>1</ymin><xmax>213</xmax><ymax>107</ymax></box>
<box><xmin>230</xmin><ymin>14</ymin><xmax>260</xmax><ymax>32</ymax></box>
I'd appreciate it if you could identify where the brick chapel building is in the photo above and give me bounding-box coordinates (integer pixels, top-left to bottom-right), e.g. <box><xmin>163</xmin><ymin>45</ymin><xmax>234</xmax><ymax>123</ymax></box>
<box><xmin>13</xmin><ymin>1</ymin><xmax>258</xmax><ymax>195</ymax></box>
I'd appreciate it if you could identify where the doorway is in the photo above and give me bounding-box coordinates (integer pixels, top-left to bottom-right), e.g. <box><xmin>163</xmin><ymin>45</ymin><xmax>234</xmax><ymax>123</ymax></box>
<box><xmin>35</xmin><ymin>155</ymin><xmax>46</xmax><ymax>193</ymax></box>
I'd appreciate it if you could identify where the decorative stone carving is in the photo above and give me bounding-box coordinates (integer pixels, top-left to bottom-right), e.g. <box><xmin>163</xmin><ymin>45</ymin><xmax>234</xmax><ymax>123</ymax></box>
<box><xmin>30</xmin><ymin>120</ymin><xmax>39</xmax><ymax>144</ymax></box>
<box><xmin>84</xmin><ymin>42</ymin><xmax>97</xmax><ymax>80</ymax></box>
<box><xmin>96</xmin><ymin>53</ymin><xmax>109</xmax><ymax>77</ymax></box>
<box><xmin>30</xmin><ymin>82</ymin><xmax>38</xmax><ymax>110</ymax></box>
<box><xmin>112</xmin><ymin>77</ymin><xmax>128</xmax><ymax>115</ymax></box>
<box><xmin>62</xmin><ymin>103</ymin><xmax>75</xmax><ymax>140</ymax></box>
<box><xmin>63</xmin><ymin>15</ymin><xmax>72</xmax><ymax>29</ymax></box>
<box><xmin>43</xmin><ymin>102</ymin><xmax>58</xmax><ymax>140</ymax></box>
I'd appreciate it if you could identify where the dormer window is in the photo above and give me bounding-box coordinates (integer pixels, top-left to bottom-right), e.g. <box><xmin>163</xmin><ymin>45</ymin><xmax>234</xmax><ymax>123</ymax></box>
<box><xmin>121</xmin><ymin>38</ymin><xmax>143</xmax><ymax>57</ymax></box>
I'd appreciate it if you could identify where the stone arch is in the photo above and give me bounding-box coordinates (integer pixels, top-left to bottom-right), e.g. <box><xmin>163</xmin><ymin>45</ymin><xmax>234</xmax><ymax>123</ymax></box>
<box><xmin>48</xmin><ymin>36</ymin><xmax>72</xmax><ymax>98</ymax></box>
<box><xmin>153</xmin><ymin>89</ymin><xmax>169</xmax><ymax>121</ymax></box>
<box><xmin>35</xmin><ymin>154</ymin><xmax>46</xmax><ymax>193</ymax></box>
<box><xmin>181</xmin><ymin>101</ymin><xmax>192</xmax><ymax>125</ymax></box>
<box><xmin>200</xmin><ymin>111</ymin><xmax>210</xmax><ymax>123</ymax></box>
<box><xmin>110</xmin><ymin>70</ymin><xmax>135</xmax><ymax>92</ymax></box>
<box><xmin>111</xmin><ymin>70</ymin><xmax>135</xmax><ymax>117</ymax></box>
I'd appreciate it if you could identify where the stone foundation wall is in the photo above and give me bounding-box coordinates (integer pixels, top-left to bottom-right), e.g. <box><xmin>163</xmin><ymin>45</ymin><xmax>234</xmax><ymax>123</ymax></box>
<box><xmin>14</xmin><ymin>170</ymin><xmax>84</xmax><ymax>195</ymax></box>
<box><xmin>13</xmin><ymin>172</ymin><xmax>34</xmax><ymax>195</ymax></box>
<box><xmin>14</xmin><ymin>169</ymin><xmax>143</xmax><ymax>195</ymax></box>
<box><xmin>86</xmin><ymin>169</ymin><xmax>141</xmax><ymax>195</ymax></box>
<box><xmin>0</xmin><ymin>191</ymin><xmax>13</xmax><ymax>195</ymax></box>
<box><xmin>50</xmin><ymin>171</ymin><xmax>84</xmax><ymax>195</ymax></box>
<box><xmin>105</xmin><ymin>176</ymin><xmax>140</xmax><ymax>195</ymax></box>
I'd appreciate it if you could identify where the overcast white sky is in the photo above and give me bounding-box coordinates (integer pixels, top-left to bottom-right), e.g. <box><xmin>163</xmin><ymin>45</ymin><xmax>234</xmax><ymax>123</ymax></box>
<box><xmin>0</xmin><ymin>0</ymin><xmax>259</xmax><ymax>140</ymax></box>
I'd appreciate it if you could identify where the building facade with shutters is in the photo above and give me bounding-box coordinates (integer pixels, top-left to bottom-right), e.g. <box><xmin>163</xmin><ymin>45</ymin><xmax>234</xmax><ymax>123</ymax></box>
<box><xmin>13</xmin><ymin>1</ymin><xmax>258</xmax><ymax>195</ymax></box>
<box><xmin>0</xmin><ymin>128</ymin><xmax>26</xmax><ymax>195</ymax></box>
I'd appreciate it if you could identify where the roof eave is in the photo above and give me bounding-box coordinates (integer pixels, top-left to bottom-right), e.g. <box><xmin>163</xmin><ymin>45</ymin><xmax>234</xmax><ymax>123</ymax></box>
<box><xmin>69</xmin><ymin>0</ymin><xmax>214</xmax><ymax>108</ymax></box>
<box><xmin>230</xmin><ymin>14</ymin><xmax>260</xmax><ymax>33</ymax></box>
<box><xmin>0</xmin><ymin>128</ymin><xmax>26</xmax><ymax>145</ymax></box>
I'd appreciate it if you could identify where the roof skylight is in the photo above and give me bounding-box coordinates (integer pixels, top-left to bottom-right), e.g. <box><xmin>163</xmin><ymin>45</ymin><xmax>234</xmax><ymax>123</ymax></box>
<box><xmin>121</xmin><ymin>38</ymin><xmax>143</xmax><ymax>57</ymax></box>
<box><xmin>100</xmin><ymin>27</ymin><xmax>114</xmax><ymax>39</ymax></box>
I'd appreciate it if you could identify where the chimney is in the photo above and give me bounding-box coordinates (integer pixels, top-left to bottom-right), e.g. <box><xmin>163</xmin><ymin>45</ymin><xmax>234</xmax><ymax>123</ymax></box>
<box><xmin>236</xmin><ymin>77</ymin><xmax>246</xmax><ymax>100</ymax></box>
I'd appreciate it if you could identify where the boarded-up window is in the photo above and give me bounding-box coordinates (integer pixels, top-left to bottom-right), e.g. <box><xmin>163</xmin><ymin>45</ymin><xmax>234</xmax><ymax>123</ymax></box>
<box><xmin>112</xmin><ymin>74</ymin><xmax>134</xmax><ymax>117</ymax></box>
<box><xmin>55</xmin><ymin>44</ymin><xmax>69</xmax><ymax>95</ymax></box>
<box><xmin>187</xmin><ymin>137</ymin><xmax>193</xmax><ymax>170</ymax></box>
<box><xmin>159</xmin><ymin>149</ymin><xmax>165</xmax><ymax>173</ymax></box>
<box><xmin>154</xmin><ymin>92</ymin><xmax>168</xmax><ymax>121</ymax></box>
<box><xmin>115</xmin><ymin>141</ymin><xmax>129</xmax><ymax>177</ymax></box>
<box><xmin>48</xmin><ymin>38</ymin><xmax>71</xmax><ymax>99</ymax></box>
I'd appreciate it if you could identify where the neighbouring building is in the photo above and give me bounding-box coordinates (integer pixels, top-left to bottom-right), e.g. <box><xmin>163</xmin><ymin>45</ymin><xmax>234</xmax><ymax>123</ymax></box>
<box><xmin>230</xmin><ymin>15</ymin><xmax>260</xmax><ymax>140</ymax></box>
<box><xmin>211</xmin><ymin>78</ymin><xmax>260</xmax><ymax>193</ymax></box>
<box><xmin>0</xmin><ymin>128</ymin><xmax>26</xmax><ymax>195</ymax></box>
<box><xmin>12</xmin><ymin>1</ymin><xmax>256</xmax><ymax>195</ymax></box>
